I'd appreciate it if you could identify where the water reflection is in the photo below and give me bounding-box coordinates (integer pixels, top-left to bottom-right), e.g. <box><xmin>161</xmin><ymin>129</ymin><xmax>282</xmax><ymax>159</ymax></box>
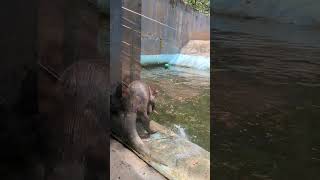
<box><xmin>213</xmin><ymin>15</ymin><xmax>320</xmax><ymax>179</ymax></box>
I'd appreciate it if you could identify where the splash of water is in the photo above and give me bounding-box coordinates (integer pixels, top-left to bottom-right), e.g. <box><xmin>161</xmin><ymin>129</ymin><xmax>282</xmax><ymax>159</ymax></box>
<box><xmin>174</xmin><ymin>124</ymin><xmax>189</xmax><ymax>140</ymax></box>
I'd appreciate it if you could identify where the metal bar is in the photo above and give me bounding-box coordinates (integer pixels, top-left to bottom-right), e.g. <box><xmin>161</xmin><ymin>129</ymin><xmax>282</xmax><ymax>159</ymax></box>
<box><xmin>121</xmin><ymin>41</ymin><xmax>158</xmax><ymax>54</ymax></box>
<box><xmin>122</xmin><ymin>24</ymin><xmax>142</xmax><ymax>36</ymax></box>
<box><xmin>121</xmin><ymin>41</ymin><xmax>131</xmax><ymax>46</ymax></box>
<box><xmin>120</xmin><ymin>55</ymin><xmax>142</xmax><ymax>67</ymax></box>
<box><xmin>121</xmin><ymin>50</ymin><xmax>132</xmax><ymax>58</ymax></box>
<box><xmin>121</xmin><ymin>29</ymin><xmax>172</xmax><ymax>43</ymax></box>
<box><xmin>110</xmin><ymin>0</ymin><xmax>123</xmax><ymax>94</ymax></box>
<box><xmin>38</xmin><ymin>62</ymin><xmax>61</xmax><ymax>81</ymax></box>
<box><xmin>121</xmin><ymin>41</ymin><xmax>141</xmax><ymax>50</ymax></box>
<box><xmin>122</xmin><ymin>17</ymin><xmax>138</xmax><ymax>26</ymax></box>
<box><xmin>130</xmin><ymin>29</ymin><xmax>135</xmax><ymax>81</ymax></box>
<box><xmin>121</xmin><ymin>23</ymin><xmax>174</xmax><ymax>42</ymax></box>
<box><xmin>122</xmin><ymin>6</ymin><xmax>176</xmax><ymax>31</ymax></box>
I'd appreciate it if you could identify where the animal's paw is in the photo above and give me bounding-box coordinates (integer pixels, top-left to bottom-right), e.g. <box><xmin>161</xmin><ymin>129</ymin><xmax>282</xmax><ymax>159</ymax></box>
<box><xmin>148</xmin><ymin>126</ymin><xmax>158</xmax><ymax>134</ymax></box>
<box><xmin>139</xmin><ymin>133</ymin><xmax>150</xmax><ymax>139</ymax></box>
<box><xmin>139</xmin><ymin>146</ymin><xmax>151</xmax><ymax>158</ymax></box>
<box><xmin>148</xmin><ymin>129</ymin><xmax>158</xmax><ymax>134</ymax></box>
<box><xmin>132</xmin><ymin>140</ymin><xmax>151</xmax><ymax>158</ymax></box>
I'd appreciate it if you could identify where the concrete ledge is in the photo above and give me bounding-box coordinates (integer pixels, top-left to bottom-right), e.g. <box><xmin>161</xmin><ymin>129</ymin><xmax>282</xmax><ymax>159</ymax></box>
<box><xmin>110</xmin><ymin>114</ymin><xmax>210</xmax><ymax>180</ymax></box>
<box><xmin>110</xmin><ymin>137</ymin><xmax>166</xmax><ymax>180</ymax></box>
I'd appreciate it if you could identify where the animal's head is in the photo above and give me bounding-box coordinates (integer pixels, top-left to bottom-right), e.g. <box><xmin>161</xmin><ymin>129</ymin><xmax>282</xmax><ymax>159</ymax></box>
<box><xmin>149</xmin><ymin>85</ymin><xmax>159</xmax><ymax>99</ymax></box>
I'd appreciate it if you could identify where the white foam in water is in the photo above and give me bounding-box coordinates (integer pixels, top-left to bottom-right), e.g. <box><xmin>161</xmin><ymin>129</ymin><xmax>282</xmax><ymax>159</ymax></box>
<box><xmin>174</xmin><ymin>124</ymin><xmax>189</xmax><ymax>140</ymax></box>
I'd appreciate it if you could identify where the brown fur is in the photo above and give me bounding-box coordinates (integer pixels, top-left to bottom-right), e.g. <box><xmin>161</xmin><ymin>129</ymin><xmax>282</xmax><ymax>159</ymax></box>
<box><xmin>119</xmin><ymin>80</ymin><xmax>158</xmax><ymax>156</ymax></box>
<box><xmin>42</xmin><ymin>61</ymin><xmax>109</xmax><ymax>180</ymax></box>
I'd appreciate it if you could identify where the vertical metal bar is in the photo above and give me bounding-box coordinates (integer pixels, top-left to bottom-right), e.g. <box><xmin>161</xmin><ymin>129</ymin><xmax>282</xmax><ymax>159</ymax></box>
<box><xmin>136</xmin><ymin>0</ymin><xmax>141</xmax><ymax>80</ymax></box>
<box><xmin>130</xmin><ymin>29</ymin><xmax>135</xmax><ymax>82</ymax></box>
<box><xmin>110</xmin><ymin>0</ymin><xmax>123</xmax><ymax>94</ymax></box>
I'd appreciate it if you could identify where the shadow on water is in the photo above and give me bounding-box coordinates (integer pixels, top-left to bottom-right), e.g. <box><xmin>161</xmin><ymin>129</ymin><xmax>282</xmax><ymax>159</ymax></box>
<box><xmin>213</xmin><ymin>15</ymin><xmax>320</xmax><ymax>179</ymax></box>
<box><xmin>141</xmin><ymin>66</ymin><xmax>210</xmax><ymax>152</ymax></box>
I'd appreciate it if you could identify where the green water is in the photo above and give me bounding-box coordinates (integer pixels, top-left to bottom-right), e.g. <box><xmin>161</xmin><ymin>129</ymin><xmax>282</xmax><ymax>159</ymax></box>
<box><xmin>141</xmin><ymin>66</ymin><xmax>210</xmax><ymax>151</ymax></box>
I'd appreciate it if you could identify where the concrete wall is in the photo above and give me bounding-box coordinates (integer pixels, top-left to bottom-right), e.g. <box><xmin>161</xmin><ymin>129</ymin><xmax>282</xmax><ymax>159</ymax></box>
<box><xmin>141</xmin><ymin>0</ymin><xmax>210</xmax><ymax>55</ymax></box>
<box><xmin>213</xmin><ymin>0</ymin><xmax>320</xmax><ymax>26</ymax></box>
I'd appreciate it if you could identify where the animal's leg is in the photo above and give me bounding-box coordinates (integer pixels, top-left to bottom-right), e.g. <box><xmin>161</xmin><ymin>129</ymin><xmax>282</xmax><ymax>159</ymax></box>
<box><xmin>124</xmin><ymin>112</ymin><xmax>150</xmax><ymax>156</ymax></box>
<box><xmin>136</xmin><ymin>115</ymin><xmax>150</xmax><ymax>139</ymax></box>
<box><xmin>140</xmin><ymin>111</ymin><xmax>158</xmax><ymax>134</ymax></box>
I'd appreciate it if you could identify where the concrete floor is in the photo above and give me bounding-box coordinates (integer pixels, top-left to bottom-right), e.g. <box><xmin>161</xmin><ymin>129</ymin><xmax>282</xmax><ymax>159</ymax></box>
<box><xmin>110</xmin><ymin>137</ymin><xmax>166</xmax><ymax>180</ymax></box>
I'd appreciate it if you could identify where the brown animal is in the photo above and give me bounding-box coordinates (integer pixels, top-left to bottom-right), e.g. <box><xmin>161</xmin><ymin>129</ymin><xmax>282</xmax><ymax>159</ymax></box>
<box><xmin>118</xmin><ymin>80</ymin><xmax>159</xmax><ymax>156</ymax></box>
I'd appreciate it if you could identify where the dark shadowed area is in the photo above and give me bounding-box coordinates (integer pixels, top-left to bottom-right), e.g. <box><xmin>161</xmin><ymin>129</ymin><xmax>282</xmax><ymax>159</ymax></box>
<box><xmin>213</xmin><ymin>15</ymin><xmax>320</xmax><ymax>179</ymax></box>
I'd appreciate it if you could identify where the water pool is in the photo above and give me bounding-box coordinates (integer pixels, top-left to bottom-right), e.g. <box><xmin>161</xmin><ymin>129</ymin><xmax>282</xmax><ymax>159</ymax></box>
<box><xmin>141</xmin><ymin>66</ymin><xmax>210</xmax><ymax>151</ymax></box>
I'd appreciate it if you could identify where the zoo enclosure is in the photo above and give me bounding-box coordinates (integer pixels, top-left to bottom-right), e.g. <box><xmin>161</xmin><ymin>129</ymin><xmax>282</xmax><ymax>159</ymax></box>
<box><xmin>113</xmin><ymin>0</ymin><xmax>210</xmax><ymax>92</ymax></box>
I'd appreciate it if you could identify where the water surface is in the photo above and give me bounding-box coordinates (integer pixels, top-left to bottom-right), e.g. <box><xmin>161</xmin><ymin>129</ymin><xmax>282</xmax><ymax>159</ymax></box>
<box><xmin>141</xmin><ymin>66</ymin><xmax>210</xmax><ymax>151</ymax></box>
<box><xmin>213</xmin><ymin>15</ymin><xmax>320</xmax><ymax>179</ymax></box>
